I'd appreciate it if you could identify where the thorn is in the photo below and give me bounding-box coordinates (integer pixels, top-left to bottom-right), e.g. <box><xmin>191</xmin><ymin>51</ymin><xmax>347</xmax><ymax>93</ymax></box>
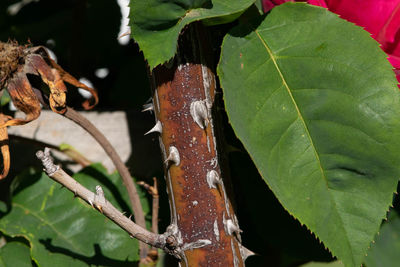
<box><xmin>165</xmin><ymin>146</ymin><xmax>180</xmax><ymax>166</ymax></box>
<box><xmin>128</xmin><ymin>214</ymin><xmax>132</xmax><ymax>220</ymax></box>
<box><xmin>190</xmin><ymin>100</ymin><xmax>209</xmax><ymax>129</ymax></box>
<box><xmin>145</xmin><ymin>121</ymin><xmax>162</xmax><ymax>135</ymax></box>
<box><xmin>239</xmin><ymin>244</ymin><xmax>256</xmax><ymax>260</ymax></box>
<box><xmin>97</xmin><ymin>205</ymin><xmax>103</xmax><ymax>213</ymax></box>
<box><xmin>94</xmin><ymin>185</ymin><xmax>106</xmax><ymax>212</ymax></box>
<box><xmin>142</xmin><ymin>103</ymin><xmax>154</xmax><ymax>112</ymax></box>
<box><xmin>118</xmin><ymin>29</ymin><xmax>131</xmax><ymax>39</ymax></box>
<box><xmin>223</xmin><ymin>213</ymin><xmax>242</xmax><ymax>236</ymax></box>
<box><xmin>206</xmin><ymin>170</ymin><xmax>220</xmax><ymax>189</ymax></box>
<box><xmin>226</xmin><ymin>219</ymin><xmax>242</xmax><ymax>235</ymax></box>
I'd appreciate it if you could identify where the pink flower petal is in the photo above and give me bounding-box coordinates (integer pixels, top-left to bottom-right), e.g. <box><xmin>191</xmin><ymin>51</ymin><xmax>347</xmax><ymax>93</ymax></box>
<box><xmin>317</xmin><ymin>0</ymin><xmax>400</xmax><ymax>45</ymax></box>
<box><xmin>262</xmin><ymin>0</ymin><xmax>293</xmax><ymax>12</ymax></box>
<box><xmin>262</xmin><ymin>0</ymin><xmax>277</xmax><ymax>12</ymax></box>
<box><xmin>307</xmin><ymin>0</ymin><xmax>328</xmax><ymax>8</ymax></box>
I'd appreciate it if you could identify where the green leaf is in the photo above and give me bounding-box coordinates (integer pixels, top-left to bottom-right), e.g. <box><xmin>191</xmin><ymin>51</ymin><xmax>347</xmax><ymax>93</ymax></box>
<box><xmin>0</xmin><ymin>164</ymin><xmax>149</xmax><ymax>266</ymax></box>
<box><xmin>129</xmin><ymin>0</ymin><xmax>255</xmax><ymax>69</ymax></box>
<box><xmin>0</xmin><ymin>241</ymin><xmax>32</xmax><ymax>267</ymax></box>
<box><xmin>218</xmin><ymin>3</ymin><xmax>400</xmax><ymax>267</ymax></box>
<box><xmin>364</xmin><ymin>210</ymin><xmax>400</xmax><ymax>267</ymax></box>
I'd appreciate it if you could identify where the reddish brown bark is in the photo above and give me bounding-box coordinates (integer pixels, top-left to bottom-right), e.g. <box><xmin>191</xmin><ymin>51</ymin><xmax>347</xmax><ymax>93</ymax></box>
<box><xmin>150</xmin><ymin>24</ymin><xmax>244</xmax><ymax>266</ymax></box>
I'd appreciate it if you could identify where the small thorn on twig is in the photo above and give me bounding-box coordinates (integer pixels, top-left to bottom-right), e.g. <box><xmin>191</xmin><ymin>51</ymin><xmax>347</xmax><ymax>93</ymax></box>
<box><xmin>145</xmin><ymin>121</ymin><xmax>162</xmax><ymax>135</ymax></box>
<box><xmin>94</xmin><ymin>185</ymin><xmax>106</xmax><ymax>213</ymax></box>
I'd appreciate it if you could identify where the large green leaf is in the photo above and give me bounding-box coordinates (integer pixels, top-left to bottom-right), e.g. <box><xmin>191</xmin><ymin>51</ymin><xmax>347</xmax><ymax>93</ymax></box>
<box><xmin>364</xmin><ymin>210</ymin><xmax>400</xmax><ymax>267</ymax></box>
<box><xmin>129</xmin><ymin>0</ymin><xmax>255</xmax><ymax>69</ymax></box>
<box><xmin>218</xmin><ymin>3</ymin><xmax>400</xmax><ymax>267</ymax></box>
<box><xmin>0</xmin><ymin>164</ymin><xmax>149</xmax><ymax>266</ymax></box>
<box><xmin>0</xmin><ymin>241</ymin><xmax>32</xmax><ymax>267</ymax></box>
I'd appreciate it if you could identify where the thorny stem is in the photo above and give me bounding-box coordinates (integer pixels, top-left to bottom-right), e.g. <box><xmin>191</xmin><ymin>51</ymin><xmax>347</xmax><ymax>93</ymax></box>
<box><xmin>149</xmin><ymin>23</ymin><xmax>245</xmax><ymax>266</ymax></box>
<box><xmin>35</xmin><ymin>148</ymin><xmax>176</xmax><ymax>254</ymax></box>
<box><xmin>62</xmin><ymin>107</ymin><xmax>148</xmax><ymax>258</ymax></box>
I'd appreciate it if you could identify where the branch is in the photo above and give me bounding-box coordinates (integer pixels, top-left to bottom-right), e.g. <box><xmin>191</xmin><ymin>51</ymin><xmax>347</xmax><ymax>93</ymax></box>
<box><xmin>138</xmin><ymin>178</ymin><xmax>160</xmax><ymax>263</ymax></box>
<box><xmin>62</xmin><ymin>107</ymin><xmax>148</xmax><ymax>258</ymax></box>
<box><xmin>138</xmin><ymin>177</ymin><xmax>159</xmax><ymax>235</ymax></box>
<box><xmin>35</xmin><ymin>148</ymin><xmax>176</xmax><ymax>254</ymax></box>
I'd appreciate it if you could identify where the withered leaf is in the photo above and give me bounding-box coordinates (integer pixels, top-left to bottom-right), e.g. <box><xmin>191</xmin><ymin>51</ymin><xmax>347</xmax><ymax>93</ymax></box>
<box><xmin>0</xmin><ymin>40</ymin><xmax>99</xmax><ymax>179</ymax></box>
<box><xmin>0</xmin><ymin>113</ymin><xmax>10</xmax><ymax>180</ymax></box>
<box><xmin>4</xmin><ymin>71</ymin><xmax>41</xmax><ymax>127</ymax></box>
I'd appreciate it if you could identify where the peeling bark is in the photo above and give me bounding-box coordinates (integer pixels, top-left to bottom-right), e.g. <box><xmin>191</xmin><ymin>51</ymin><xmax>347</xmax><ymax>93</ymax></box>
<box><xmin>149</xmin><ymin>23</ymin><xmax>244</xmax><ymax>266</ymax></box>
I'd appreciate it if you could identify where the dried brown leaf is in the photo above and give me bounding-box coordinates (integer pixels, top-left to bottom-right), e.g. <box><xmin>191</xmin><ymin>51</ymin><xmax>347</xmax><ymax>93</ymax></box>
<box><xmin>27</xmin><ymin>53</ymin><xmax>67</xmax><ymax>113</ymax></box>
<box><xmin>2</xmin><ymin>71</ymin><xmax>41</xmax><ymax>127</ymax></box>
<box><xmin>48</xmin><ymin>58</ymin><xmax>99</xmax><ymax>110</ymax></box>
<box><xmin>0</xmin><ymin>114</ymin><xmax>10</xmax><ymax>180</ymax></box>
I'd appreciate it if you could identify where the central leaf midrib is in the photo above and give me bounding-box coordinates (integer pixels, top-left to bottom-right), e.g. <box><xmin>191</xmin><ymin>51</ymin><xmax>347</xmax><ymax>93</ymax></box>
<box><xmin>254</xmin><ymin>29</ymin><xmax>354</xmax><ymax>261</ymax></box>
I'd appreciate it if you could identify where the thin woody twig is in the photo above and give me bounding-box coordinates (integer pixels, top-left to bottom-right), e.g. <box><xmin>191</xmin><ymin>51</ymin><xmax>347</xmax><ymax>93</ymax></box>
<box><xmin>138</xmin><ymin>178</ymin><xmax>160</xmax><ymax>263</ymax></box>
<box><xmin>35</xmin><ymin>148</ymin><xmax>176</xmax><ymax>254</ymax></box>
<box><xmin>62</xmin><ymin>107</ymin><xmax>148</xmax><ymax>258</ymax></box>
<box><xmin>138</xmin><ymin>178</ymin><xmax>159</xmax><ymax>235</ymax></box>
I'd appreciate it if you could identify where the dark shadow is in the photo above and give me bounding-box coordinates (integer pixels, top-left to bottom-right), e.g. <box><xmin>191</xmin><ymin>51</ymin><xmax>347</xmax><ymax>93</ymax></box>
<box><xmin>124</xmin><ymin>110</ymin><xmax>171</xmax><ymax>238</ymax></box>
<box><xmin>0</xmin><ymin>168</ymin><xmax>42</xmax><ymax>217</ymax></box>
<box><xmin>125</xmin><ymin>110</ymin><xmax>163</xmax><ymax>180</ymax></box>
<box><xmin>39</xmin><ymin>239</ymin><xmax>138</xmax><ymax>267</ymax></box>
<box><xmin>228</xmin><ymin>12</ymin><xmax>266</xmax><ymax>38</ymax></box>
